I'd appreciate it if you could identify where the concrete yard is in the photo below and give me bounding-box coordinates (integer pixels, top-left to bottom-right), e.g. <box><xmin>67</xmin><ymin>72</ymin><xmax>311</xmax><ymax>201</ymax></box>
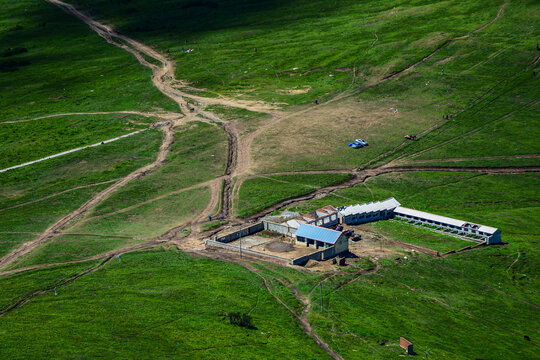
<box><xmin>228</xmin><ymin>235</ymin><xmax>319</xmax><ymax>259</ymax></box>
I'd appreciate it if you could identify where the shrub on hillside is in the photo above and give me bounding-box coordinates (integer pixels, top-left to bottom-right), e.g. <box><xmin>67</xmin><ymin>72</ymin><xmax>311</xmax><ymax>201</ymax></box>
<box><xmin>226</xmin><ymin>312</ymin><xmax>256</xmax><ymax>329</ymax></box>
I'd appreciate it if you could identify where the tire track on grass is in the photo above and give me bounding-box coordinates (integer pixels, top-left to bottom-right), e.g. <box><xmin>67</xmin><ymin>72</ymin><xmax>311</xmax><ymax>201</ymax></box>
<box><xmin>0</xmin><ymin>255</ymin><xmax>114</xmax><ymax>317</ymax></box>
<box><xmin>237</xmin><ymin>262</ymin><xmax>344</xmax><ymax>360</ymax></box>
<box><xmin>0</xmin><ymin>179</ymin><xmax>119</xmax><ymax>212</ymax></box>
<box><xmin>0</xmin><ymin>111</ymin><xmax>174</xmax><ymax>125</ymax></box>
<box><xmin>0</xmin><ymin>128</ymin><xmax>150</xmax><ymax>174</ymax></box>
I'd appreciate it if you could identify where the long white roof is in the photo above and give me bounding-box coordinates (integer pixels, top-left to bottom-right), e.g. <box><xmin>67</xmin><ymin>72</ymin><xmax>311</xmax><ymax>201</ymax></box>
<box><xmin>340</xmin><ymin>197</ymin><xmax>401</xmax><ymax>216</ymax></box>
<box><xmin>394</xmin><ymin>206</ymin><xmax>498</xmax><ymax>234</ymax></box>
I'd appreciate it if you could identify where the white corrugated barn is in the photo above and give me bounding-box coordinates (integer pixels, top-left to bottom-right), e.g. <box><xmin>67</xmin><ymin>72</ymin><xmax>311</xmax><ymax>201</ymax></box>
<box><xmin>338</xmin><ymin>197</ymin><xmax>401</xmax><ymax>225</ymax></box>
<box><xmin>394</xmin><ymin>206</ymin><xmax>501</xmax><ymax>244</ymax></box>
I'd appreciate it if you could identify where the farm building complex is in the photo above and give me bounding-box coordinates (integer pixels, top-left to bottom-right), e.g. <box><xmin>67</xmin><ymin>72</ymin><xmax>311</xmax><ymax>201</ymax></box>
<box><xmin>285</xmin><ymin>205</ymin><xmax>340</xmax><ymax>229</ymax></box>
<box><xmin>207</xmin><ymin>197</ymin><xmax>501</xmax><ymax>266</ymax></box>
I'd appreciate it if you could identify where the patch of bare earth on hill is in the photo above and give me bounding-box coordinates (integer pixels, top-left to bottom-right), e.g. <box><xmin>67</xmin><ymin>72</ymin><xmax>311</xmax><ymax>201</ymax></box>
<box><xmin>251</xmin><ymin>98</ymin><xmax>431</xmax><ymax>172</ymax></box>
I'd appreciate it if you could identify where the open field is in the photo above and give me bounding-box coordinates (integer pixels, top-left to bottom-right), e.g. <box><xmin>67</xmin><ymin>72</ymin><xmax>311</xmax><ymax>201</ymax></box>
<box><xmin>0</xmin><ymin>114</ymin><xmax>151</xmax><ymax>169</ymax></box>
<box><xmin>1</xmin><ymin>0</ymin><xmax>539</xmax><ymax>358</ymax></box>
<box><xmin>83</xmin><ymin>122</ymin><xmax>227</xmax><ymax>216</ymax></box>
<box><xmin>67</xmin><ymin>186</ymin><xmax>211</xmax><ymax>239</ymax></box>
<box><xmin>0</xmin><ymin>131</ymin><xmax>162</xmax><ymax>238</ymax></box>
<box><xmin>0</xmin><ymin>250</ymin><xmax>332</xmax><ymax>359</ymax></box>
<box><xmin>235</xmin><ymin>173</ymin><xmax>352</xmax><ymax>218</ymax></box>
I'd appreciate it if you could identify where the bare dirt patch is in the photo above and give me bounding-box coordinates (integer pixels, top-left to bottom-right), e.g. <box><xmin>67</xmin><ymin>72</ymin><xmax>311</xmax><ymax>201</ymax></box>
<box><xmin>333</xmin><ymin>67</ymin><xmax>351</xmax><ymax>72</ymax></box>
<box><xmin>265</xmin><ymin>241</ymin><xmax>294</xmax><ymax>252</ymax></box>
<box><xmin>251</xmin><ymin>98</ymin><xmax>433</xmax><ymax>172</ymax></box>
<box><xmin>277</xmin><ymin>86</ymin><xmax>312</xmax><ymax>95</ymax></box>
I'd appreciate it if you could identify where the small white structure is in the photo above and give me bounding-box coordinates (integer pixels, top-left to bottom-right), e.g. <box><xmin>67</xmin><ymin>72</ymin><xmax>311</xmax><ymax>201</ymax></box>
<box><xmin>394</xmin><ymin>206</ymin><xmax>501</xmax><ymax>244</ymax></box>
<box><xmin>338</xmin><ymin>197</ymin><xmax>401</xmax><ymax>225</ymax></box>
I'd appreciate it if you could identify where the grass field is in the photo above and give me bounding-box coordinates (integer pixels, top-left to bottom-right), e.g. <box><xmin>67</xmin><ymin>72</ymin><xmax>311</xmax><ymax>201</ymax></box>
<box><xmin>369</xmin><ymin>219</ymin><xmax>477</xmax><ymax>253</ymax></box>
<box><xmin>82</xmin><ymin>122</ymin><xmax>227</xmax><ymax>216</ymax></box>
<box><xmin>67</xmin><ymin>186</ymin><xmax>211</xmax><ymax>239</ymax></box>
<box><xmin>0</xmin><ymin>130</ymin><xmax>162</xmax><ymax>257</ymax></box>
<box><xmin>0</xmin><ymin>114</ymin><xmax>151</xmax><ymax>169</ymax></box>
<box><xmin>235</xmin><ymin>173</ymin><xmax>352</xmax><ymax>217</ymax></box>
<box><xmin>0</xmin><ymin>250</ymin><xmax>332</xmax><ymax>359</ymax></box>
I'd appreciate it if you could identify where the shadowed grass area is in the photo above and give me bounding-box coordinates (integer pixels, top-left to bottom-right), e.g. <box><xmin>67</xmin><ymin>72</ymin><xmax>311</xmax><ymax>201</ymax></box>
<box><xmin>0</xmin><ymin>0</ymin><xmax>177</xmax><ymax>122</ymax></box>
<box><xmin>67</xmin><ymin>0</ymin><xmax>516</xmax><ymax>105</ymax></box>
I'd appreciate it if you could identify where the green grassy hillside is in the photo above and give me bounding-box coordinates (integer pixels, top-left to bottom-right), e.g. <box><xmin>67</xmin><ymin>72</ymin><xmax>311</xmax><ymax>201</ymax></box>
<box><xmin>0</xmin><ymin>0</ymin><xmax>539</xmax><ymax>359</ymax></box>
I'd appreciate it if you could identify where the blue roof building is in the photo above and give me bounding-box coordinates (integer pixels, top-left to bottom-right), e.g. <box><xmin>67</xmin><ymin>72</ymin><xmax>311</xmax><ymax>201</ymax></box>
<box><xmin>294</xmin><ymin>224</ymin><xmax>349</xmax><ymax>254</ymax></box>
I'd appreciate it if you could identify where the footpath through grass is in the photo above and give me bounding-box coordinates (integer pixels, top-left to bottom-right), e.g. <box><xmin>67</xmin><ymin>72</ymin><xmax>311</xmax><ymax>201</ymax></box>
<box><xmin>0</xmin><ymin>114</ymin><xmax>150</xmax><ymax>169</ymax></box>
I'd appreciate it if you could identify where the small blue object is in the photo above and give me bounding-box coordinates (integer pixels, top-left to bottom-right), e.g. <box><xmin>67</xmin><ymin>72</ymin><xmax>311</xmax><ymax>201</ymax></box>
<box><xmin>181</xmin><ymin>47</ymin><xmax>184</xmax><ymax>52</ymax></box>
<box><xmin>208</xmin><ymin>216</ymin><xmax>212</xmax><ymax>221</ymax></box>
<box><xmin>54</xmin><ymin>287</ymin><xmax>57</xmax><ymax>296</ymax></box>
<box><xmin>355</xmin><ymin>138</ymin><xmax>369</xmax><ymax>146</ymax></box>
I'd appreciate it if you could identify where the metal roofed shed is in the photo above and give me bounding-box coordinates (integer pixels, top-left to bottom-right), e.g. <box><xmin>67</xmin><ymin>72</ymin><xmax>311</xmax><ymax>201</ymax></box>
<box><xmin>339</xmin><ymin>197</ymin><xmax>401</xmax><ymax>225</ymax></box>
<box><xmin>394</xmin><ymin>206</ymin><xmax>501</xmax><ymax>244</ymax></box>
<box><xmin>294</xmin><ymin>224</ymin><xmax>349</xmax><ymax>255</ymax></box>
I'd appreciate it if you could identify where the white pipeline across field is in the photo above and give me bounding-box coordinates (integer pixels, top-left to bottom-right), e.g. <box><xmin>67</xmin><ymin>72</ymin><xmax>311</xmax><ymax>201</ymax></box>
<box><xmin>0</xmin><ymin>129</ymin><xmax>148</xmax><ymax>173</ymax></box>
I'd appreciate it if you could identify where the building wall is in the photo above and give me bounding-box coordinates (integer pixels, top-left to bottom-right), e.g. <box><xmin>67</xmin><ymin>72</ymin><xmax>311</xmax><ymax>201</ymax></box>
<box><xmin>291</xmin><ymin>246</ymin><xmax>337</xmax><ymax>265</ymax></box>
<box><xmin>215</xmin><ymin>222</ymin><xmax>264</xmax><ymax>243</ymax></box>
<box><xmin>310</xmin><ymin>213</ymin><xmax>339</xmax><ymax>228</ymax></box>
<box><xmin>333</xmin><ymin>235</ymin><xmax>349</xmax><ymax>254</ymax></box>
<box><xmin>488</xmin><ymin>230</ymin><xmax>502</xmax><ymax>244</ymax></box>
<box><xmin>264</xmin><ymin>221</ymin><xmax>295</xmax><ymax>236</ymax></box>
<box><xmin>342</xmin><ymin>210</ymin><xmax>393</xmax><ymax>225</ymax></box>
